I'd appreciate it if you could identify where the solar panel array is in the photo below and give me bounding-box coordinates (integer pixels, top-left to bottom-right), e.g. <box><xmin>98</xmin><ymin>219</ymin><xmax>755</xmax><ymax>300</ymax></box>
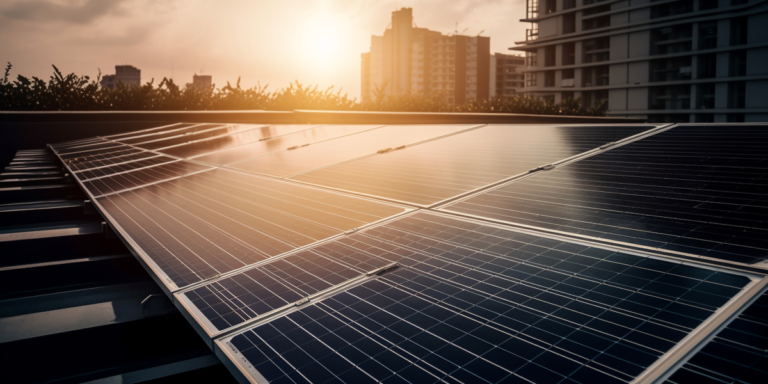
<box><xmin>51</xmin><ymin>122</ymin><xmax>768</xmax><ymax>384</ymax></box>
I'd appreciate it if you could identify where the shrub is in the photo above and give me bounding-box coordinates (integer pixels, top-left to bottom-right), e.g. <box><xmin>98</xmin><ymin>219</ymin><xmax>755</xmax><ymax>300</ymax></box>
<box><xmin>0</xmin><ymin>63</ymin><xmax>605</xmax><ymax>116</ymax></box>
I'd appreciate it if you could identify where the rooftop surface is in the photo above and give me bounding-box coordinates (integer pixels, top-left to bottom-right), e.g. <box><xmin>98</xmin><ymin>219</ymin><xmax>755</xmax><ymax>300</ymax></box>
<box><xmin>2</xmin><ymin>121</ymin><xmax>766</xmax><ymax>383</ymax></box>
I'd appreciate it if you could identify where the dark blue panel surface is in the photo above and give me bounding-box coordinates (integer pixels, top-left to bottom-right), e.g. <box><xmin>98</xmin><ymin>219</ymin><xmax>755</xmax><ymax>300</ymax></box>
<box><xmin>445</xmin><ymin>125</ymin><xmax>768</xmax><ymax>266</ymax></box>
<box><xmin>226</xmin><ymin>212</ymin><xmax>751</xmax><ymax>383</ymax></box>
<box><xmin>291</xmin><ymin>125</ymin><xmax>656</xmax><ymax>206</ymax></box>
<box><xmin>186</xmin><ymin>242</ymin><xmax>389</xmax><ymax>332</ymax></box>
<box><xmin>666</xmin><ymin>289</ymin><xmax>768</xmax><ymax>384</ymax></box>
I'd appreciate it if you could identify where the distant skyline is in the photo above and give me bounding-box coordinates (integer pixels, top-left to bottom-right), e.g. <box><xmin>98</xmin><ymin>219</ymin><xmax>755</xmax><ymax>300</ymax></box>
<box><xmin>0</xmin><ymin>0</ymin><xmax>527</xmax><ymax>100</ymax></box>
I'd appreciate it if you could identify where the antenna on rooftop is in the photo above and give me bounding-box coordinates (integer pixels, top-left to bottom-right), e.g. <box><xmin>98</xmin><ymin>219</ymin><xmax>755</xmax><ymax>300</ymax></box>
<box><xmin>454</xmin><ymin>22</ymin><xmax>458</xmax><ymax>34</ymax></box>
<box><xmin>477</xmin><ymin>29</ymin><xmax>484</xmax><ymax>36</ymax></box>
<box><xmin>461</xmin><ymin>27</ymin><xmax>468</xmax><ymax>35</ymax></box>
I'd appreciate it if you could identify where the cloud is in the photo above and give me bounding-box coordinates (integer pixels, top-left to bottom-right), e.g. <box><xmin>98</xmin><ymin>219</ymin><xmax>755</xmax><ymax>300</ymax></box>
<box><xmin>0</xmin><ymin>0</ymin><xmax>127</xmax><ymax>24</ymax></box>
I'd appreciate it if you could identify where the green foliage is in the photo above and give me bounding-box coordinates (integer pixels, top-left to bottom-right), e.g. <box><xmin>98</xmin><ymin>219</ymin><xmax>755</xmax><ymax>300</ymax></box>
<box><xmin>0</xmin><ymin>64</ymin><xmax>605</xmax><ymax>116</ymax></box>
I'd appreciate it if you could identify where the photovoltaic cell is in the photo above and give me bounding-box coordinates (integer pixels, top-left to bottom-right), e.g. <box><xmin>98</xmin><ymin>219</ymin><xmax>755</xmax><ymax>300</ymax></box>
<box><xmin>665</xmin><ymin>289</ymin><xmax>768</xmax><ymax>384</ymax></box>
<box><xmin>134</xmin><ymin>124</ymin><xmax>261</xmax><ymax>150</ymax></box>
<box><xmin>182</xmin><ymin>241</ymin><xmax>389</xmax><ymax>333</ymax></box>
<box><xmin>159</xmin><ymin>125</ymin><xmax>317</xmax><ymax>159</ymax></box>
<box><xmin>223</xmin><ymin>213</ymin><xmax>752</xmax><ymax>384</ymax></box>
<box><xmin>82</xmin><ymin>160</ymin><xmax>212</xmax><ymax>196</ymax></box>
<box><xmin>57</xmin><ymin>143</ymin><xmax>128</xmax><ymax>158</ymax></box>
<box><xmin>77</xmin><ymin>155</ymin><xmax>177</xmax><ymax>180</ymax></box>
<box><xmin>68</xmin><ymin>150</ymin><xmax>157</xmax><ymax>172</ymax></box>
<box><xmin>193</xmin><ymin>125</ymin><xmax>382</xmax><ymax>165</ymax></box>
<box><xmin>116</xmin><ymin>123</ymin><xmax>225</xmax><ymax>145</ymax></box>
<box><xmin>231</xmin><ymin>124</ymin><xmax>479</xmax><ymax>178</ymax></box>
<box><xmin>95</xmin><ymin>168</ymin><xmax>407</xmax><ymax>288</ymax></box>
<box><xmin>290</xmin><ymin>125</ymin><xmax>656</xmax><ymax>206</ymax></box>
<box><xmin>100</xmin><ymin>122</ymin><xmax>195</xmax><ymax>140</ymax></box>
<box><xmin>443</xmin><ymin>125</ymin><xmax>768</xmax><ymax>266</ymax></box>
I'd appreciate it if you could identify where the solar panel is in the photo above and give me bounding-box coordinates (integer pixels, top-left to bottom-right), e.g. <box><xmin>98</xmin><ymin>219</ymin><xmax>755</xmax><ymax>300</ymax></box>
<box><xmin>99</xmin><ymin>122</ymin><xmax>194</xmax><ymax>140</ymax></box>
<box><xmin>48</xmin><ymin>122</ymin><xmax>768</xmax><ymax>384</ymax></box>
<box><xmin>178</xmin><ymin>241</ymin><xmax>391</xmax><ymax>336</ymax></box>
<box><xmin>67</xmin><ymin>149</ymin><xmax>154</xmax><ymax>172</ymax></box>
<box><xmin>230</xmin><ymin>124</ymin><xmax>481</xmax><ymax>178</ymax></box>
<box><xmin>116</xmin><ymin>123</ymin><xmax>225</xmax><ymax>145</ymax></box>
<box><xmin>217</xmin><ymin>212</ymin><xmax>756</xmax><ymax>384</ymax></box>
<box><xmin>193</xmin><ymin>125</ymin><xmax>383</xmax><ymax>165</ymax></box>
<box><xmin>134</xmin><ymin>124</ymin><xmax>264</xmax><ymax>151</ymax></box>
<box><xmin>159</xmin><ymin>125</ymin><xmax>319</xmax><ymax>159</ymax></box>
<box><xmin>441</xmin><ymin>124</ymin><xmax>768</xmax><ymax>268</ymax></box>
<box><xmin>82</xmin><ymin>160</ymin><xmax>213</xmax><ymax>197</ymax></box>
<box><xmin>56</xmin><ymin>142</ymin><xmax>126</xmax><ymax>156</ymax></box>
<box><xmin>665</xmin><ymin>288</ymin><xmax>768</xmax><ymax>384</ymax></box>
<box><xmin>95</xmin><ymin>168</ymin><xmax>409</xmax><ymax>290</ymax></box>
<box><xmin>290</xmin><ymin>124</ymin><xmax>659</xmax><ymax>207</ymax></box>
<box><xmin>76</xmin><ymin>155</ymin><xmax>177</xmax><ymax>180</ymax></box>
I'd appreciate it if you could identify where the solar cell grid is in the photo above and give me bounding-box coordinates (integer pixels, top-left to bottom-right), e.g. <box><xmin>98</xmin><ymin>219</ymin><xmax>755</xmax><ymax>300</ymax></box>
<box><xmin>290</xmin><ymin>124</ymin><xmax>658</xmax><ymax>206</ymax></box>
<box><xmin>182</xmin><ymin>243</ymin><xmax>388</xmax><ymax>333</ymax></box>
<box><xmin>193</xmin><ymin>125</ymin><xmax>382</xmax><ymax>165</ymax></box>
<box><xmin>230</xmin><ymin>124</ymin><xmax>480</xmax><ymax>178</ymax></box>
<box><xmin>82</xmin><ymin>160</ymin><xmax>212</xmax><ymax>196</ymax></box>
<box><xmin>160</xmin><ymin>124</ymin><xmax>316</xmax><ymax>159</ymax></box>
<box><xmin>68</xmin><ymin>150</ymin><xmax>158</xmax><ymax>172</ymax></box>
<box><xmin>95</xmin><ymin>168</ymin><xmax>407</xmax><ymax>289</ymax></box>
<box><xmin>53</xmin><ymin>139</ymin><xmax>112</xmax><ymax>154</ymax></box>
<box><xmin>135</xmin><ymin>124</ymin><xmax>262</xmax><ymax>150</ymax></box>
<box><xmin>116</xmin><ymin>123</ymin><xmax>225</xmax><ymax>145</ymax></box>
<box><xmin>442</xmin><ymin>125</ymin><xmax>768</xmax><ymax>266</ymax></box>
<box><xmin>665</xmin><ymin>288</ymin><xmax>768</xmax><ymax>384</ymax></box>
<box><xmin>99</xmin><ymin>122</ymin><xmax>192</xmax><ymax>140</ymax></box>
<box><xmin>58</xmin><ymin>143</ymin><xmax>128</xmax><ymax>158</ymax></box>
<box><xmin>221</xmin><ymin>212</ymin><xmax>754</xmax><ymax>384</ymax></box>
<box><xmin>77</xmin><ymin>155</ymin><xmax>177</xmax><ymax>180</ymax></box>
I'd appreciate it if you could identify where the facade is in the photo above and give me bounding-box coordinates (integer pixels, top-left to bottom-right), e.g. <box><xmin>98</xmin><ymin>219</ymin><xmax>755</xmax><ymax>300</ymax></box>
<box><xmin>186</xmin><ymin>74</ymin><xmax>212</xmax><ymax>89</ymax></box>
<box><xmin>490</xmin><ymin>53</ymin><xmax>527</xmax><ymax>99</ymax></box>
<box><xmin>100</xmin><ymin>65</ymin><xmax>141</xmax><ymax>89</ymax></box>
<box><xmin>361</xmin><ymin>8</ymin><xmax>491</xmax><ymax>104</ymax></box>
<box><xmin>514</xmin><ymin>0</ymin><xmax>768</xmax><ymax>122</ymax></box>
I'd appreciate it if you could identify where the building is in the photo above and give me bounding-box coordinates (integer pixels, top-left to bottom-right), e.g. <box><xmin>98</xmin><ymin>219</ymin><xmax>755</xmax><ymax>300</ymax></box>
<box><xmin>513</xmin><ymin>0</ymin><xmax>768</xmax><ymax>122</ymax></box>
<box><xmin>361</xmin><ymin>8</ymin><xmax>491</xmax><ymax>104</ymax></box>
<box><xmin>490</xmin><ymin>53</ymin><xmax>526</xmax><ymax>99</ymax></box>
<box><xmin>186</xmin><ymin>74</ymin><xmax>212</xmax><ymax>89</ymax></box>
<box><xmin>99</xmin><ymin>65</ymin><xmax>141</xmax><ymax>89</ymax></box>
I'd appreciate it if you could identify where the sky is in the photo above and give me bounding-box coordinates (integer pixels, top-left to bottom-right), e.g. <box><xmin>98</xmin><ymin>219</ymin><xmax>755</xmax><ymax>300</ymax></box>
<box><xmin>0</xmin><ymin>0</ymin><xmax>528</xmax><ymax>100</ymax></box>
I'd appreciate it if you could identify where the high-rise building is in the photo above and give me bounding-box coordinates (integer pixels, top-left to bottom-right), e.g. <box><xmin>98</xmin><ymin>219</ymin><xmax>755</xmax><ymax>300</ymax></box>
<box><xmin>513</xmin><ymin>0</ymin><xmax>768</xmax><ymax>122</ymax></box>
<box><xmin>100</xmin><ymin>65</ymin><xmax>141</xmax><ymax>89</ymax></box>
<box><xmin>490</xmin><ymin>53</ymin><xmax>526</xmax><ymax>100</ymax></box>
<box><xmin>361</xmin><ymin>8</ymin><xmax>491</xmax><ymax>104</ymax></box>
<box><xmin>186</xmin><ymin>74</ymin><xmax>212</xmax><ymax>89</ymax></box>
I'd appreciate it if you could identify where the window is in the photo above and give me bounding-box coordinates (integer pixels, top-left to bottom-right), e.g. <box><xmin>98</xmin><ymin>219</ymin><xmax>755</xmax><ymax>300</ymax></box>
<box><xmin>544</xmin><ymin>0</ymin><xmax>557</xmax><ymax>14</ymax></box>
<box><xmin>526</xmin><ymin>72</ymin><xmax>537</xmax><ymax>87</ymax></box>
<box><xmin>698</xmin><ymin>21</ymin><xmax>718</xmax><ymax>50</ymax></box>
<box><xmin>562</xmin><ymin>42</ymin><xmax>575</xmax><ymax>66</ymax></box>
<box><xmin>730</xmin><ymin>17</ymin><xmax>748</xmax><ymax>46</ymax></box>
<box><xmin>650</xmin><ymin>57</ymin><xmax>692</xmax><ymax>82</ymax></box>
<box><xmin>544</xmin><ymin>71</ymin><xmax>556</xmax><ymax>87</ymax></box>
<box><xmin>651</xmin><ymin>24</ymin><xmax>693</xmax><ymax>55</ymax></box>
<box><xmin>651</xmin><ymin>0</ymin><xmax>693</xmax><ymax>18</ymax></box>
<box><xmin>583</xmin><ymin>15</ymin><xmax>610</xmax><ymax>31</ymax></box>
<box><xmin>698</xmin><ymin>54</ymin><xmax>717</xmax><ymax>79</ymax></box>
<box><xmin>729</xmin><ymin>50</ymin><xmax>747</xmax><ymax>76</ymax></box>
<box><xmin>728</xmin><ymin>81</ymin><xmax>746</xmax><ymax>108</ymax></box>
<box><xmin>649</xmin><ymin>85</ymin><xmax>691</xmax><ymax>110</ymax></box>
<box><xmin>696</xmin><ymin>83</ymin><xmax>716</xmax><ymax>109</ymax></box>
<box><xmin>544</xmin><ymin>46</ymin><xmax>556</xmax><ymax>67</ymax></box>
<box><xmin>583</xmin><ymin>65</ymin><xmax>609</xmax><ymax>87</ymax></box>
<box><xmin>563</xmin><ymin>13</ymin><xmax>576</xmax><ymax>34</ymax></box>
<box><xmin>583</xmin><ymin>37</ymin><xmax>610</xmax><ymax>63</ymax></box>
<box><xmin>700</xmin><ymin>0</ymin><xmax>718</xmax><ymax>10</ymax></box>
